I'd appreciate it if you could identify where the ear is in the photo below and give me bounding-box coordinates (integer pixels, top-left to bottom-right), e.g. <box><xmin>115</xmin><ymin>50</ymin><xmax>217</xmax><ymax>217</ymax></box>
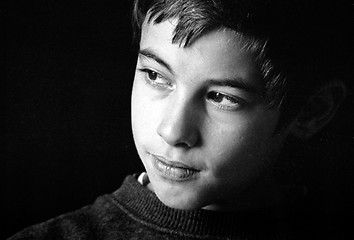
<box><xmin>290</xmin><ymin>80</ymin><xmax>347</xmax><ymax>139</ymax></box>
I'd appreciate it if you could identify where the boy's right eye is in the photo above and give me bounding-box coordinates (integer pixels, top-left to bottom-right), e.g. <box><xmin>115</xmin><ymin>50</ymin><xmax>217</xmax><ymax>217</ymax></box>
<box><xmin>146</xmin><ymin>70</ymin><xmax>158</xmax><ymax>81</ymax></box>
<box><xmin>138</xmin><ymin>68</ymin><xmax>173</xmax><ymax>90</ymax></box>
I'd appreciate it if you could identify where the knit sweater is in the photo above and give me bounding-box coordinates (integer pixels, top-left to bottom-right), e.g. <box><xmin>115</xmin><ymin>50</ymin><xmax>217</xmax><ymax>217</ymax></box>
<box><xmin>8</xmin><ymin>174</ymin><xmax>298</xmax><ymax>240</ymax></box>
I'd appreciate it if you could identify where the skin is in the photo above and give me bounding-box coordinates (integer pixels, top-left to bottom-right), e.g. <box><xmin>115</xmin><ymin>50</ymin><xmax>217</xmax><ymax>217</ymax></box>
<box><xmin>131</xmin><ymin>18</ymin><xmax>293</xmax><ymax>212</ymax></box>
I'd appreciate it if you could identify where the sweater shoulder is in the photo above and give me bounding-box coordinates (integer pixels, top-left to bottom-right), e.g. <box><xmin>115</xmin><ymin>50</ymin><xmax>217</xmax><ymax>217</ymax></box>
<box><xmin>8</xmin><ymin>204</ymin><xmax>97</xmax><ymax>240</ymax></box>
<box><xmin>7</xmin><ymin>190</ymin><xmax>127</xmax><ymax>240</ymax></box>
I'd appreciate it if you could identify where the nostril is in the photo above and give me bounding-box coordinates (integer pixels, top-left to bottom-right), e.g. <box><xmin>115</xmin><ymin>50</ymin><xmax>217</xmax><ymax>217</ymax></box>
<box><xmin>175</xmin><ymin>142</ymin><xmax>192</xmax><ymax>149</ymax></box>
<box><xmin>156</xmin><ymin>96</ymin><xmax>201</xmax><ymax>148</ymax></box>
<box><xmin>157</xmin><ymin>118</ymin><xmax>199</xmax><ymax>148</ymax></box>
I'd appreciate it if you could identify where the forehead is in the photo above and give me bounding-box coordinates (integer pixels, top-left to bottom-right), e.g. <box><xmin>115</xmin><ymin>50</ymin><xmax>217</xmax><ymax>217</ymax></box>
<box><xmin>140</xmin><ymin>18</ymin><xmax>262</xmax><ymax>91</ymax></box>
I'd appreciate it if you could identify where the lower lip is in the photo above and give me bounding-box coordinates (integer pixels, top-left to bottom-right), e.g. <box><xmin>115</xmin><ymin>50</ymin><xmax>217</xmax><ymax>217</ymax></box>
<box><xmin>150</xmin><ymin>154</ymin><xmax>198</xmax><ymax>181</ymax></box>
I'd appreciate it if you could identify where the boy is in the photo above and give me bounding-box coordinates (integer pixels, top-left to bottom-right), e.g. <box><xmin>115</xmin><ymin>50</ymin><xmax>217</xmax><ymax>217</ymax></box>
<box><xmin>8</xmin><ymin>0</ymin><xmax>352</xmax><ymax>239</ymax></box>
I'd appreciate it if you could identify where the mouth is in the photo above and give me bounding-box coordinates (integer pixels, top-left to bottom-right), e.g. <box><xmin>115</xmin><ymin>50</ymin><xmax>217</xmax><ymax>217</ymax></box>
<box><xmin>149</xmin><ymin>153</ymin><xmax>199</xmax><ymax>181</ymax></box>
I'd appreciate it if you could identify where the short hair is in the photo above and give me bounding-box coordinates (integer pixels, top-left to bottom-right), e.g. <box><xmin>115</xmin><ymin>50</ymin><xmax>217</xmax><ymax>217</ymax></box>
<box><xmin>132</xmin><ymin>0</ymin><xmax>352</xmax><ymax>125</ymax></box>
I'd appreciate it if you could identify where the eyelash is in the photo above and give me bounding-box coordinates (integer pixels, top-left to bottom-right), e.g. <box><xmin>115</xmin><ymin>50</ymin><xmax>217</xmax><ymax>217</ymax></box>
<box><xmin>206</xmin><ymin>91</ymin><xmax>244</xmax><ymax>110</ymax></box>
<box><xmin>137</xmin><ymin>67</ymin><xmax>244</xmax><ymax>111</ymax></box>
<box><xmin>137</xmin><ymin>68</ymin><xmax>173</xmax><ymax>89</ymax></box>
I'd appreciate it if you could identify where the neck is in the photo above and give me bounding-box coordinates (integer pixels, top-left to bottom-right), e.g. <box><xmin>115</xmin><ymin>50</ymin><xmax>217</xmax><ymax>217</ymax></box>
<box><xmin>203</xmin><ymin>173</ymin><xmax>281</xmax><ymax>213</ymax></box>
<box><xmin>140</xmin><ymin>171</ymin><xmax>281</xmax><ymax>213</ymax></box>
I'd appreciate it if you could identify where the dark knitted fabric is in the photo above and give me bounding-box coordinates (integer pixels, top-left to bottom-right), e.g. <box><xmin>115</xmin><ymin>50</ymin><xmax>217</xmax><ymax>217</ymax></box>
<box><xmin>8</xmin><ymin>174</ymin><xmax>298</xmax><ymax>240</ymax></box>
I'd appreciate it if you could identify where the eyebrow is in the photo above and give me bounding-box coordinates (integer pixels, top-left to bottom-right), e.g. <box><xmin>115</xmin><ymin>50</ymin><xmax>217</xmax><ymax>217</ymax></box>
<box><xmin>138</xmin><ymin>48</ymin><xmax>174</xmax><ymax>74</ymax></box>
<box><xmin>139</xmin><ymin>48</ymin><xmax>263</xmax><ymax>95</ymax></box>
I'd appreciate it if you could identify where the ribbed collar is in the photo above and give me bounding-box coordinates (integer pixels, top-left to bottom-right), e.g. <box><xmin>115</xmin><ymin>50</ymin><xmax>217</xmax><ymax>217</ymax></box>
<box><xmin>110</xmin><ymin>174</ymin><xmax>287</xmax><ymax>239</ymax></box>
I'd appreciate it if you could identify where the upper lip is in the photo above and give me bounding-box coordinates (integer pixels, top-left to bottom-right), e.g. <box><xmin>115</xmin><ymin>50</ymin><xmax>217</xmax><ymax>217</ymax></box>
<box><xmin>151</xmin><ymin>153</ymin><xmax>199</xmax><ymax>171</ymax></box>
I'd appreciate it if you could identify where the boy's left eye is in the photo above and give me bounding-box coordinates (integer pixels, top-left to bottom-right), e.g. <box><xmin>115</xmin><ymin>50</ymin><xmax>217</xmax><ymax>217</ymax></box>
<box><xmin>206</xmin><ymin>91</ymin><xmax>244</xmax><ymax>110</ymax></box>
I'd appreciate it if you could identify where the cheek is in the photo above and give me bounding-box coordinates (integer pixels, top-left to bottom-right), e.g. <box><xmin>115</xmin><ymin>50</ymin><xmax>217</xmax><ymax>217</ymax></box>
<box><xmin>131</xmin><ymin>79</ymin><xmax>160</xmax><ymax>143</ymax></box>
<box><xmin>205</xmin><ymin>114</ymin><xmax>279</xmax><ymax>176</ymax></box>
<box><xmin>131</xmin><ymin>79</ymin><xmax>147</xmax><ymax>142</ymax></box>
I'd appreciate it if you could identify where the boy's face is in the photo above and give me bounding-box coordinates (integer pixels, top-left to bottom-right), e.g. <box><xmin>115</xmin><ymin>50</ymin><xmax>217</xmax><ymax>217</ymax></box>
<box><xmin>131</xmin><ymin>19</ymin><xmax>289</xmax><ymax>210</ymax></box>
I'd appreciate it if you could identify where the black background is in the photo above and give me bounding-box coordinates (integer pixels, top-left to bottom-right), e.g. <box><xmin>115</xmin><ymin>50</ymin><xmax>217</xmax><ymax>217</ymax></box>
<box><xmin>5</xmin><ymin>0</ymin><xmax>143</xmax><ymax>238</ymax></box>
<box><xmin>5</xmin><ymin>0</ymin><xmax>354</xmax><ymax>239</ymax></box>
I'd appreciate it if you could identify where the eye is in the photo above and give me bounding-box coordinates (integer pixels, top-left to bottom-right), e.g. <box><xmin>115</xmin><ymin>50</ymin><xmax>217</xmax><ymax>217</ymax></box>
<box><xmin>138</xmin><ymin>68</ymin><xmax>173</xmax><ymax>89</ymax></box>
<box><xmin>206</xmin><ymin>91</ymin><xmax>244</xmax><ymax>110</ymax></box>
<box><xmin>146</xmin><ymin>70</ymin><xmax>158</xmax><ymax>81</ymax></box>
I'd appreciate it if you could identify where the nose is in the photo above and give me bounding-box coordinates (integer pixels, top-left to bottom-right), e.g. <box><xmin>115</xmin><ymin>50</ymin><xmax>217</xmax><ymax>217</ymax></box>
<box><xmin>157</xmin><ymin>95</ymin><xmax>200</xmax><ymax>148</ymax></box>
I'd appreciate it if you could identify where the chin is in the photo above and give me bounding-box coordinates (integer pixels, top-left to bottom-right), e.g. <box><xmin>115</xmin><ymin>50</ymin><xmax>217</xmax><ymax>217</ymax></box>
<box><xmin>151</xmin><ymin>180</ymin><xmax>209</xmax><ymax>210</ymax></box>
<box><xmin>157</xmin><ymin>193</ymin><xmax>203</xmax><ymax>210</ymax></box>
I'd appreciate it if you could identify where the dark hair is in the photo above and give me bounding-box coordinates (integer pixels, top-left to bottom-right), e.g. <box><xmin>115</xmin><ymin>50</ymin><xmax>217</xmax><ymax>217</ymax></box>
<box><xmin>132</xmin><ymin>0</ymin><xmax>352</xmax><ymax>125</ymax></box>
